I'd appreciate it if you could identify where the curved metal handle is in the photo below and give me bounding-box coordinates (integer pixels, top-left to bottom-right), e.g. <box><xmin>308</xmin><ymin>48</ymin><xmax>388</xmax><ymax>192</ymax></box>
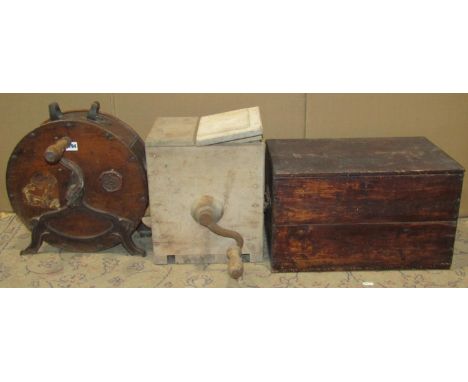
<box><xmin>198</xmin><ymin>214</ymin><xmax>244</xmax><ymax>248</ymax></box>
<box><xmin>191</xmin><ymin>195</ymin><xmax>245</xmax><ymax>279</ymax></box>
<box><xmin>44</xmin><ymin>136</ymin><xmax>84</xmax><ymax>206</ymax></box>
<box><xmin>44</xmin><ymin>136</ymin><xmax>71</xmax><ymax>164</ymax></box>
<box><xmin>202</xmin><ymin>218</ymin><xmax>244</xmax><ymax>279</ymax></box>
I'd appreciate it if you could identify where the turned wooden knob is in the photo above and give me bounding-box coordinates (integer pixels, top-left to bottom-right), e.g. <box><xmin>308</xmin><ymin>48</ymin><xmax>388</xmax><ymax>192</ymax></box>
<box><xmin>227</xmin><ymin>245</ymin><xmax>243</xmax><ymax>280</ymax></box>
<box><xmin>44</xmin><ymin>137</ymin><xmax>71</xmax><ymax>164</ymax></box>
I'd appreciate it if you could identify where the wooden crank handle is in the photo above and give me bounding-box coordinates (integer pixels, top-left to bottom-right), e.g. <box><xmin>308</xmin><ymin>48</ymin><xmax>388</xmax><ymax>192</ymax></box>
<box><xmin>227</xmin><ymin>245</ymin><xmax>244</xmax><ymax>280</ymax></box>
<box><xmin>44</xmin><ymin>136</ymin><xmax>71</xmax><ymax>164</ymax></box>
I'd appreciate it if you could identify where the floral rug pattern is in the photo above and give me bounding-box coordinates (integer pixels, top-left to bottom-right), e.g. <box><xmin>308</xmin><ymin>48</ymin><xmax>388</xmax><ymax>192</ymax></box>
<box><xmin>1</xmin><ymin>213</ymin><xmax>468</xmax><ymax>288</ymax></box>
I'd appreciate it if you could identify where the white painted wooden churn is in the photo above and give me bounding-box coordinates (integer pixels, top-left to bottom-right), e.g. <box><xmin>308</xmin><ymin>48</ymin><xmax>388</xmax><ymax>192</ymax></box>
<box><xmin>145</xmin><ymin>107</ymin><xmax>265</xmax><ymax>278</ymax></box>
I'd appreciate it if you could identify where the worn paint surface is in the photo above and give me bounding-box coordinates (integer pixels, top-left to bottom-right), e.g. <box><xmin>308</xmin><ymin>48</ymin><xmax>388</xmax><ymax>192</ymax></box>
<box><xmin>22</xmin><ymin>172</ymin><xmax>60</xmax><ymax>209</ymax></box>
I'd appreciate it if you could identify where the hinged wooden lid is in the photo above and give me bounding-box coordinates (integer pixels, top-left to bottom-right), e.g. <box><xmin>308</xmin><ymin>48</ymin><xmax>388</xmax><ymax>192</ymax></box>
<box><xmin>267</xmin><ymin>137</ymin><xmax>465</xmax><ymax>177</ymax></box>
<box><xmin>196</xmin><ymin>107</ymin><xmax>263</xmax><ymax>145</ymax></box>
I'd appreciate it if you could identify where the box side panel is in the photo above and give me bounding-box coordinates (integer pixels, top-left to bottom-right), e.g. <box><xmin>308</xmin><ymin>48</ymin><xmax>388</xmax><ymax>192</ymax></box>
<box><xmin>270</xmin><ymin>221</ymin><xmax>457</xmax><ymax>272</ymax></box>
<box><xmin>147</xmin><ymin>144</ymin><xmax>264</xmax><ymax>264</ymax></box>
<box><xmin>274</xmin><ymin>174</ymin><xmax>463</xmax><ymax>225</ymax></box>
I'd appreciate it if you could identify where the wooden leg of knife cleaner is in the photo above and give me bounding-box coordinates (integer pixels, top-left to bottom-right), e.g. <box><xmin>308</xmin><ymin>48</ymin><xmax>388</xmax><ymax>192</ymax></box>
<box><xmin>191</xmin><ymin>195</ymin><xmax>244</xmax><ymax>279</ymax></box>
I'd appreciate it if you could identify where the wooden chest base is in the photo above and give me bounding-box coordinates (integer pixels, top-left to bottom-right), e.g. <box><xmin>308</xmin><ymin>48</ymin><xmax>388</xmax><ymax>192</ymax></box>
<box><xmin>270</xmin><ymin>221</ymin><xmax>456</xmax><ymax>272</ymax></box>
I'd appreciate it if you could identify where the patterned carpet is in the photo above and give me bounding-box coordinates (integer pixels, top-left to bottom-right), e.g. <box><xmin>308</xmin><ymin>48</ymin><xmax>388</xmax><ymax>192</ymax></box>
<box><xmin>1</xmin><ymin>212</ymin><xmax>468</xmax><ymax>287</ymax></box>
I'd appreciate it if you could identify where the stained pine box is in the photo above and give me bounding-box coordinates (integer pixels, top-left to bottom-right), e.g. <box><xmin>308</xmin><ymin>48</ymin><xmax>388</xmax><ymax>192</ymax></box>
<box><xmin>265</xmin><ymin>137</ymin><xmax>464</xmax><ymax>272</ymax></box>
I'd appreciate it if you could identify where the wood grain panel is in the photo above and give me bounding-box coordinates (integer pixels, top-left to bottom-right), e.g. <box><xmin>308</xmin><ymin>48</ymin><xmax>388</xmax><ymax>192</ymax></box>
<box><xmin>273</xmin><ymin>174</ymin><xmax>463</xmax><ymax>225</ymax></box>
<box><xmin>271</xmin><ymin>222</ymin><xmax>457</xmax><ymax>272</ymax></box>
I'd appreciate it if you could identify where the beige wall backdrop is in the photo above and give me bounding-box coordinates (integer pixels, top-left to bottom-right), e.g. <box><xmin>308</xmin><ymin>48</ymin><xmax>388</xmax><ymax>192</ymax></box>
<box><xmin>1</xmin><ymin>94</ymin><xmax>466</xmax><ymax>215</ymax></box>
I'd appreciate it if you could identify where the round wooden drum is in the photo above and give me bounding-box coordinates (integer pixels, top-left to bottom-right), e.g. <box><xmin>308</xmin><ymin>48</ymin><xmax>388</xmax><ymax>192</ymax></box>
<box><xmin>6</xmin><ymin>102</ymin><xmax>148</xmax><ymax>255</ymax></box>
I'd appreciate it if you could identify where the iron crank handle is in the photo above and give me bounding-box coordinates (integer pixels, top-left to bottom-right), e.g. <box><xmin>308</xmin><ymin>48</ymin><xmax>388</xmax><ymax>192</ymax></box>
<box><xmin>204</xmin><ymin>220</ymin><xmax>244</xmax><ymax>279</ymax></box>
<box><xmin>191</xmin><ymin>195</ymin><xmax>244</xmax><ymax>279</ymax></box>
<box><xmin>44</xmin><ymin>136</ymin><xmax>71</xmax><ymax>164</ymax></box>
